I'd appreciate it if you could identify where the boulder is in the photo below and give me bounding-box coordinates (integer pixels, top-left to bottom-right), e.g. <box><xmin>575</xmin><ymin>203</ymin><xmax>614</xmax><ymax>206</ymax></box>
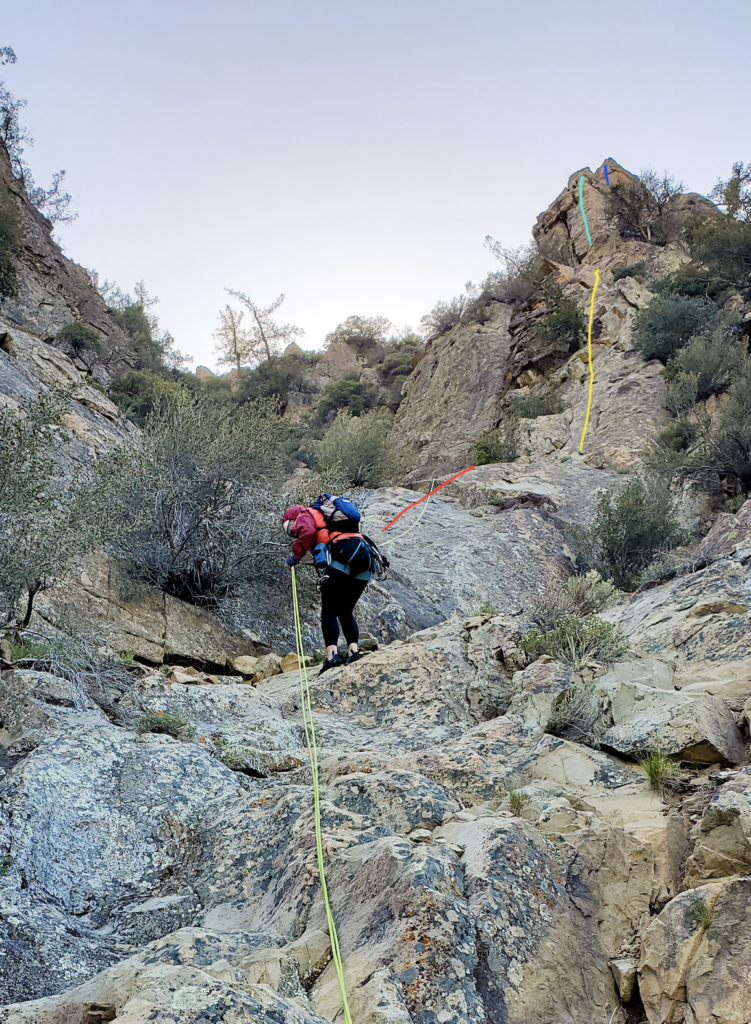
<box><xmin>0</xmin><ymin>927</ymin><xmax>328</xmax><ymax>1024</ymax></box>
<box><xmin>685</xmin><ymin>768</ymin><xmax>751</xmax><ymax>881</ymax></box>
<box><xmin>638</xmin><ymin>879</ymin><xmax>751</xmax><ymax>1024</ymax></box>
<box><xmin>280</xmin><ymin>652</ymin><xmax>302</xmax><ymax>673</ymax></box>
<box><xmin>251</xmin><ymin>652</ymin><xmax>283</xmax><ymax>683</ymax></box>
<box><xmin>231</xmin><ymin>654</ymin><xmax>259</xmax><ymax>676</ymax></box>
<box><xmin>601</xmin><ymin>692</ymin><xmax>746</xmax><ymax>765</ymax></box>
<box><xmin>610</xmin><ymin>958</ymin><xmax>637</xmax><ymax>1002</ymax></box>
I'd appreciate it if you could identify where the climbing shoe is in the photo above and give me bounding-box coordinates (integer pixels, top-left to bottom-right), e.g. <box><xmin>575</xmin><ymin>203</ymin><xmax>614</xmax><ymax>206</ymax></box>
<box><xmin>345</xmin><ymin>650</ymin><xmax>362</xmax><ymax>665</ymax></box>
<box><xmin>318</xmin><ymin>652</ymin><xmax>344</xmax><ymax>675</ymax></box>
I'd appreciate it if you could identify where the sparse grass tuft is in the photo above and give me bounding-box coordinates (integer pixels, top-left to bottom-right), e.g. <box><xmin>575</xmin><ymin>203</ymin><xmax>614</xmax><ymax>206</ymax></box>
<box><xmin>135</xmin><ymin>710</ymin><xmax>194</xmax><ymax>739</ymax></box>
<box><xmin>476</xmin><ymin>605</ymin><xmax>498</xmax><ymax>616</ymax></box>
<box><xmin>9</xmin><ymin>638</ymin><xmax>52</xmax><ymax>662</ymax></box>
<box><xmin>690</xmin><ymin>890</ymin><xmax>712</xmax><ymax>930</ymax></box>
<box><xmin>507</xmin><ymin>789</ymin><xmax>530</xmax><ymax>815</ymax></box>
<box><xmin>638</xmin><ymin>749</ymin><xmax>679</xmax><ymax>792</ymax></box>
<box><xmin>546</xmin><ymin>683</ymin><xmax>600</xmax><ymax>739</ymax></box>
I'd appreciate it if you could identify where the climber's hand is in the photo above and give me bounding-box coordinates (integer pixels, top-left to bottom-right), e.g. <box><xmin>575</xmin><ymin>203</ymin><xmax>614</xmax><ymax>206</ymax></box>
<box><xmin>286</xmin><ymin>555</ymin><xmax>299</xmax><ymax>568</ymax></box>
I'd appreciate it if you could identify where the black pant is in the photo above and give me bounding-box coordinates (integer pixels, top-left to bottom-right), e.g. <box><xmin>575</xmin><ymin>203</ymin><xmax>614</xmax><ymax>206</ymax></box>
<box><xmin>320</xmin><ymin>568</ymin><xmax>368</xmax><ymax>647</ymax></box>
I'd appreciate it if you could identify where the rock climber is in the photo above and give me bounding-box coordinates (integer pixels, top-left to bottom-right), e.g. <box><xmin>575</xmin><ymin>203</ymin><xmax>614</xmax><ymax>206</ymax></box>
<box><xmin>282</xmin><ymin>500</ymin><xmax>374</xmax><ymax>674</ymax></box>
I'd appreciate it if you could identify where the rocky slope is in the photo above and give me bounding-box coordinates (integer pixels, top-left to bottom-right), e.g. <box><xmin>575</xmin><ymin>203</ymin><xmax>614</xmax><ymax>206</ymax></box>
<box><xmin>2</xmin><ymin>159</ymin><xmax>751</xmax><ymax>1024</ymax></box>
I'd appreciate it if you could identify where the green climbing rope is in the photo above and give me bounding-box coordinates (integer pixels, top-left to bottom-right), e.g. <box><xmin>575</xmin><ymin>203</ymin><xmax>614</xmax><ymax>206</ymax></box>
<box><xmin>291</xmin><ymin>566</ymin><xmax>353</xmax><ymax>1024</ymax></box>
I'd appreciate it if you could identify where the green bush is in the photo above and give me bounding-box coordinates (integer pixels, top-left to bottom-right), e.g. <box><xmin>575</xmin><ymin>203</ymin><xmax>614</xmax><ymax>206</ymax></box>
<box><xmin>474</xmin><ymin>419</ymin><xmax>519</xmax><ymax>465</ymax></box>
<box><xmin>522</xmin><ymin>615</ymin><xmax>627</xmax><ymax>668</ymax></box>
<box><xmin>325</xmin><ymin>315</ymin><xmax>391</xmax><ymax>356</ymax></box>
<box><xmin>317</xmin><ymin>376</ymin><xmax>377</xmax><ymax>423</ymax></box>
<box><xmin>108</xmin><ymin>369</ymin><xmax>195</xmax><ymax>426</ymax></box>
<box><xmin>0</xmin><ymin>393</ymin><xmax>102</xmax><ymax>628</ymax></box>
<box><xmin>240</xmin><ymin>352</ymin><xmax>317</xmax><ymax>410</ymax></box>
<box><xmin>612</xmin><ymin>262</ymin><xmax>648</xmax><ymax>282</ymax></box>
<box><xmin>98</xmin><ymin>397</ymin><xmax>287</xmax><ymax>606</ymax></box>
<box><xmin>606</xmin><ymin>170</ymin><xmax>683</xmax><ymax>245</ymax></box>
<box><xmin>506</xmin><ymin>393</ymin><xmax>565</xmax><ymax>419</ymax></box>
<box><xmin>136</xmin><ymin>710</ymin><xmax>194</xmax><ymax>739</ymax></box>
<box><xmin>531</xmin><ymin>571</ymin><xmax>617</xmax><ymax>633</ymax></box>
<box><xmin>315</xmin><ymin>408</ymin><xmax>397</xmax><ymax>487</ymax></box>
<box><xmin>589</xmin><ymin>479</ymin><xmax>684</xmax><ymax>591</ymax></box>
<box><xmin>56</xmin><ymin>322</ymin><xmax>102</xmax><ymax>371</ymax></box>
<box><xmin>663</xmin><ymin>324</ymin><xmax>746</xmax><ymax>409</ymax></box>
<box><xmin>538</xmin><ymin>287</ymin><xmax>585</xmax><ymax>352</ymax></box>
<box><xmin>632</xmin><ymin>294</ymin><xmax>719</xmax><ymax>363</ymax></box>
<box><xmin>0</xmin><ymin>193</ymin><xmax>20</xmax><ymax>300</ymax></box>
<box><xmin>686</xmin><ymin>213</ymin><xmax>751</xmax><ymax>299</ymax></box>
<box><xmin>9</xmin><ymin>638</ymin><xmax>52</xmax><ymax>661</ymax></box>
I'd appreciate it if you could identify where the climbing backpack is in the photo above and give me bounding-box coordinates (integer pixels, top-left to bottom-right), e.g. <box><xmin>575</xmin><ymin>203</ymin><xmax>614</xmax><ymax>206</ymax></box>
<box><xmin>328</xmin><ymin>535</ymin><xmax>375</xmax><ymax>580</ymax></box>
<box><xmin>361</xmin><ymin>533</ymin><xmax>390</xmax><ymax>582</ymax></box>
<box><xmin>310</xmin><ymin>493</ymin><xmax>361</xmax><ymax>534</ymax></box>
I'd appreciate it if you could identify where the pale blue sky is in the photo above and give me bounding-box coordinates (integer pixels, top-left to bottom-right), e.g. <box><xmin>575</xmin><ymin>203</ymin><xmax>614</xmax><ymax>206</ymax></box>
<box><xmin>3</xmin><ymin>1</ymin><xmax>750</xmax><ymax>368</ymax></box>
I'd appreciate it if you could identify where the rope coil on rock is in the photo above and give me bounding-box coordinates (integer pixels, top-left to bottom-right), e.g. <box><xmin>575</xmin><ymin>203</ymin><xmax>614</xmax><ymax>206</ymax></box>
<box><xmin>291</xmin><ymin>566</ymin><xmax>353</xmax><ymax>1024</ymax></box>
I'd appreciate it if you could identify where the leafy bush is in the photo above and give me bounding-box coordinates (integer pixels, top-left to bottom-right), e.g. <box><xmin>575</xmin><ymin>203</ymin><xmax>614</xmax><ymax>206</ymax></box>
<box><xmin>632</xmin><ymin>294</ymin><xmax>719</xmax><ymax>363</ymax></box>
<box><xmin>56</xmin><ymin>322</ymin><xmax>102</xmax><ymax>371</ymax></box>
<box><xmin>419</xmin><ymin>294</ymin><xmax>475</xmax><ymax>336</ymax></box>
<box><xmin>474</xmin><ymin>419</ymin><xmax>519</xmax><ymax>465</ymax></box>
<box><xmin>537</xmin><ymin>287</ymin><xmax>585</xmax><ymax>352</ymax></box>
<box><xmin>685</xmin><ymin>213</ymin><xmax>751</xmax><ymax>299</ymax></box>
<box><xmin>315</xmin><ymin>408</ymin><xmax>397</xmax><ymax>487</ymax></box>
<box><xmin>108</xmin><ymin>369</ymin><xmax>196</xmax><ymax>426</ymax></box>
<box><xmin>484</xmin><ymin>240</ymin><xmax>546</xmax><ymax>304</ymax></box>
<box><xmin>325</xmin><ymin>315</ymin><xmax>392</xmax><ymax>356</ymax></box>
<box><xmin>0</xmin><ymin>393</ymin><xmax>102</xmax><ymax>628</ymax></box>
<box><xmin>588</xmin><ymin>479</ymin><xmax>684</xmax><ymax>591</ymax></box>
<box><xmin>532</xmin><ymin>571</ymin><xmax>617</xmax><ymax>633</ymax></box>
<box><xmin>663</xmin><ymin>323</ymin><xmax>746</xmax><ymax>410</ymax></box>
<box><xmin>606</xmin><ymin>169</ymin><xmax>684</xmax><ymax>245</ymax></box>
<box><xmin>522</xmin><ymin>615</ymin><xmax>628</xmax><ymax>668</ymax></box>
<box><xmin>240</xmin><ymin>352</ymin><xmax>317</xmax><ymax>410</ymax></box>
<box><xmin>379</xmin><ymin>335</ymin><xmax>424</xmax><ymax>412</ymax></box>
<box><xmin>612</xmin><ymin>262</ymin><xmax>647</xmax><ymax>282</ymax></box>
<box><xmin>317</xmin><ymin>376</ymin><xmax>377</xmax><ymax>423</ymax></box>
<box><xmin>136</xmin><ymin>710</ymin><xmax>194</xmax><ymax>739</ymax></box>
<box><xmin>98</xmin><ymin>397</ymin><xmax>286</xmax><ymax>606</ymax></box>
<box><xmin>638</xmin><ymin>750</ymin><xmax>679</xmax><ymax>793</ymax></box>
<box><xmin>0</xmin><ymin>192</ymin><xmax>20</xmax><ymax>300</ymax></box>
<box><xmin>506</xmin><ymin>392</ymin><xmax>565</xmax><ymax>419</ymax></box>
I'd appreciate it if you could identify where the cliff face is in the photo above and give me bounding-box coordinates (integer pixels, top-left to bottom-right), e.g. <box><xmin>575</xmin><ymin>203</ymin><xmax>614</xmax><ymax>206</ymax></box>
<box><xmin>2</xmin><ymin>159</ymin><xmax>751</xmax><ymax>1024</ymax></box>
<box><xmin>0</xmin><ymin>140</ymin><xmax>127</xmax><ymax>344</ymax></box>
<box><xmin>391</xmin><ymin>158</ymin><xmax>716</xmax><ymax>482</ymax></box>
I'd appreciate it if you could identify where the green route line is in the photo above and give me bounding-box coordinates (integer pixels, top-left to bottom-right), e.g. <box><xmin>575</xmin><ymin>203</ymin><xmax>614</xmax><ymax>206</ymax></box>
<box><xmin>291</xmin><ymin>567</ymin><xmax>353</xmax><ymax>1024</ymax></box>
<box><xmin>578</xmin><ymin>174</ymin><xmax>593</xmax><ymax>246</ymax></box>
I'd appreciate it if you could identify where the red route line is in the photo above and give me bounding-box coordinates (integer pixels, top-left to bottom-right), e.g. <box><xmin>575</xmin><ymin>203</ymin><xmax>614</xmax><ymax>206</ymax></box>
<box><xmin>381</xmin><ymin>466</ymin><xmax>475</xmax><ymax>532</ymax></box>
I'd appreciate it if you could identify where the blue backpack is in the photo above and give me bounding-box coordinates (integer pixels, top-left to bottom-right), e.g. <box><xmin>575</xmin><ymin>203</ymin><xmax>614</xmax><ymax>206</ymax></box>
<box><xmin>310</xmin><ymin>494</ymin><xmax>361</xmax><ymax>532</ymax></box>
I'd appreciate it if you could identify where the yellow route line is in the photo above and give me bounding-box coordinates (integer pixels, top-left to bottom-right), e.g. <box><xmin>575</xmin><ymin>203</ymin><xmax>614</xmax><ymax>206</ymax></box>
<box><xmin>578</xmin><ymin>268</ymin><xmax>600</xmax><ymax>451</ymax></box>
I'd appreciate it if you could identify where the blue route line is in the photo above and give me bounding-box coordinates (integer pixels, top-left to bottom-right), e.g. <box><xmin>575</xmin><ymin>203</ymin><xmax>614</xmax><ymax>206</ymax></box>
<box><xmin>604</xmin><ymin>163</ymin><xmax>610</xmax><ymax>186</ymax></box>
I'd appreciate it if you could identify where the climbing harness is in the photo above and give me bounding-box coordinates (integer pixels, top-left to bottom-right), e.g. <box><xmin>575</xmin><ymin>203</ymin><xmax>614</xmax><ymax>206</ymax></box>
<box><xmin>291</xmin><ymin>567</ymin><xmax>353</xmax><ymax>1024</ymax></box>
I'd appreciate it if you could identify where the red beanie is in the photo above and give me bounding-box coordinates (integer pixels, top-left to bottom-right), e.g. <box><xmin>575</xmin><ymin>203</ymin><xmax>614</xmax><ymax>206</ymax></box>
<box><xmin>282</xmin><ymin>505</ymin><xmax>305</xmax><ymax>523</ymax></box>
